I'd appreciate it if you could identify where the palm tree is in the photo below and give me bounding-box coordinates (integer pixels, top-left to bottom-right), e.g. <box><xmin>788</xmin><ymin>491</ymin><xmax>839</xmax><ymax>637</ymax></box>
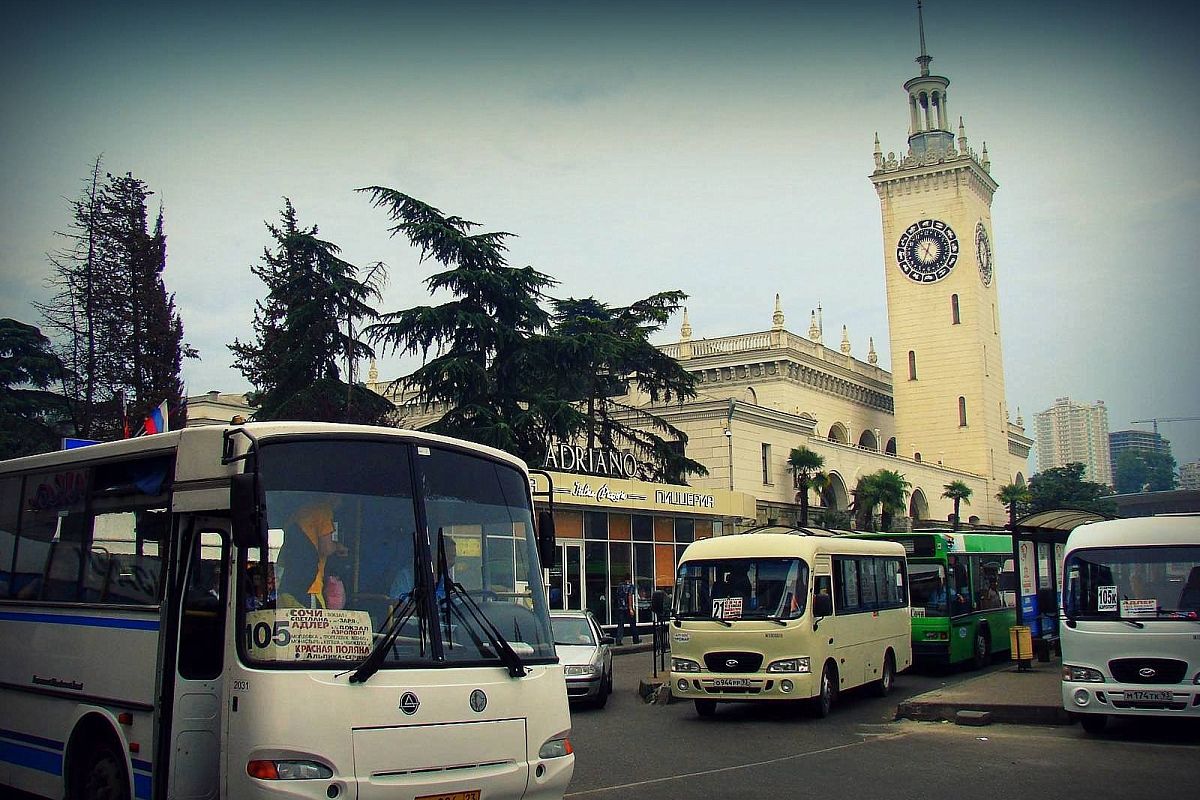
<box><xmin>850</xmin><ymin>474</ymin><xmax>877</xmax><ymax>531</ymax></box>
<box><xmin>788</xmin><ymin>446</ymin><xmax>825</xmax><ymax>526</ymax></box>
<box><xmin>872</xmin><ymin>469</ymin><xmax>911</xmax><ymax>532</ymax></box>
<box><xmin>942</xmin><ymin>480</ymin><xmax>973</xmax><ymax>531</ymax></box>
<box><xmin>996</xmin><ymin>483</ymin><xmax>1031</xmax><ymax>532</ymax></box>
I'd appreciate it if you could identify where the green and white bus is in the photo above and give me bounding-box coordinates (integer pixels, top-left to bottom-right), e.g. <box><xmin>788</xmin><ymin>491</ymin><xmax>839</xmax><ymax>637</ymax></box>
<box><xmin>858</xmin><ymin>531</ymin><xmax>1016</xmax><ymax>668</ymax></box>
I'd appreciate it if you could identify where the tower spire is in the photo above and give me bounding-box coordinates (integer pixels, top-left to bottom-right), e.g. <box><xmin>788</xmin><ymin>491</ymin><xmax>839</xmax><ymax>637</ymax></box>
<box><xmin>916</xmin><ymin>1</ymin><xmax>932</xmax><ymax>77</ymax></box>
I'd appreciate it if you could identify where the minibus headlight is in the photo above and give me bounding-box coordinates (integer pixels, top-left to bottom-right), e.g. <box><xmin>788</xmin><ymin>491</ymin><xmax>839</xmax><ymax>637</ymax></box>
<box><xmin>1062</xmin><ymin>665</ymin><xmax>1104</xmax><ymax>683</ymax></box>
<box><xmin>538</xmin><ymin>732</ymin><xmax>574</xmax><ymax>760</ymax></box>
<box><xmin>672</xmin><ymin>658</ymin><xmax>701</xmax><ymax>673</ymax></box>
<box><xmin>767</xmin><ymin>658</ymin><xmax>810</xmax><ymax>673</ymax></box>
<box><xmin>247</xmin><ymin>760</ymin><xmax>333</xmax><ymax>780</ymax></box>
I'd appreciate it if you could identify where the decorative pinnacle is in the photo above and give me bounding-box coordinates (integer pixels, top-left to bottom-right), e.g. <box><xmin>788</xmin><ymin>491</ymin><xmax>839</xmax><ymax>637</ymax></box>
<box><xmin>868</xmin><ymin>337</ymin><xmax>878</xmax><ymax>366</ymax></box>
<box><xmin>772</xmin><ymin>293</ymin><xmax>785</xmax><ymax>329</ymax></box>
<box><xmin>680</xmin><ymin>307</ymin><xmax>692</xmax><ymax>341</ymax></box>
<box><xmin>368</xmin><ymin>358</ymin><xmax>378</xmax><ymax>384</ymax></box>
<box><xmin>874</xmin><ymin>132</ymin><xmax>883</xmax><ymax>168</ymax></box>
<box><xmin>808</xmin><ymin>309</ymin><xmax>821</xmax><ymax>343</ymax></box>
<box><xmin>916</xmin><ymin>0</ymin><xmax>932</xmax><ymax>77</ymax></box>
<box><xmin>840</xmin><ymin>325</ymin><xmax>851</xmax><ymax>356</ymax></box>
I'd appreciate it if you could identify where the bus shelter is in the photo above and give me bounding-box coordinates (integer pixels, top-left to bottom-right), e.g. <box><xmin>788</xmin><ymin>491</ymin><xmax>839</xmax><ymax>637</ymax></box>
<box><xmin>1011</xmin><ymin>508</ymin><xmax>1114</xmax><ymax>653</ymax></box>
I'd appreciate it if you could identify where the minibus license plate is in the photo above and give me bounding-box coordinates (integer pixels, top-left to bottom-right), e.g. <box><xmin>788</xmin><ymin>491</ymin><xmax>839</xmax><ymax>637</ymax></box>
<box><xmin>1124</xmin><ymin>690</ymin><xmax>1172</xmax><ymax>702</ymax></box>
<box><xmin>712</xmin><ymin>678</ymin><xmax>752</xmax><ymax>687</ymax></box>
<box><xmin>416</xmin><ymin>792</ymin><xmax>481</xmax><ymax>800</ymax></box>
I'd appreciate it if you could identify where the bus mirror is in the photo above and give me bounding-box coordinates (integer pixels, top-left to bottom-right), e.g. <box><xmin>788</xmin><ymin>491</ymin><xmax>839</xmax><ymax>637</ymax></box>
<box><xmin>652</xmin><ymin>589</ymin><xmax>669</xmax><ymax>616</ymax></box>
<box><xmin>536</xmin><ymin>510</ymin><xmax>556</xmax><ymax>568</ymax></box>
<box><xmin>813</xmin><ymin>593</ymin><xmax>833</xmax><ymax>618</ymax></box>
<box><xmin>231</xmin><ymin>473</ymin><xmax>267</xmax><ymax>549</ymax></box>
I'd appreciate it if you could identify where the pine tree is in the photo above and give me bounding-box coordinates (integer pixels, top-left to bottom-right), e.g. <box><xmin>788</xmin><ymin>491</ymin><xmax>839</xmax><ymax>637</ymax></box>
<box><xmin>0</xmin><ymin>319</ymin><xmax>70</xmax><ymax>457</ymax></box>
<box><xmin>229</xmin><ymin>199</ymin><xmax>391</xmax><ymax>423</ymax></box>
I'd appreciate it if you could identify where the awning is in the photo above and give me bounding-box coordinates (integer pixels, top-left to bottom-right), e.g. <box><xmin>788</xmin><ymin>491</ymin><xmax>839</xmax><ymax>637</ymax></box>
<box><xmin>1012</xmin><ymin>508</ymin><xmax>1116</xmax><ymax>544</ymax></box>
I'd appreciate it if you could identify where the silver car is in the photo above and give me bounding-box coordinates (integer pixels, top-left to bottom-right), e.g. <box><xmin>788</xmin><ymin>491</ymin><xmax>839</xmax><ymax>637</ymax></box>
<box><xmin>551</xmin><ymin>610</ymin><xmax>614</xmax><ymax>708</ymax></box>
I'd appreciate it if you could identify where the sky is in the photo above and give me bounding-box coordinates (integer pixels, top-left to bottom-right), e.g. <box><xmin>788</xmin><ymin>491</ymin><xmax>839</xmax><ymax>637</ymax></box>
<box><xmin>2</xmin><ymin>0</ymin><xmax>1198</xmax><ymax>470</ymax></box>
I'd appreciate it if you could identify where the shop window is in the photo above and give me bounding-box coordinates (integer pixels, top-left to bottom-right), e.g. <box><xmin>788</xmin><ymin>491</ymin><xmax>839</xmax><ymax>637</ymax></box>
<box><xmin>607</xmin><ymin>513</ymin><xmax>631</xmax><ymax>541</ymax></box>
<box><xmin>653</xmin><ymin>516</ymin><xmax>674</xmax><ymax>543</ymax></box>
<box><xmin>554</xmin><ymin>510</ymin><xmax>583</xmax><ymax>539</ymax></box>
<box><xmin>585</xmin><ymin>541</ymin><xmax>609</xmax><ymax>623</ymax></box>
<box><xmin>695</xmin><ymin>519</ymin><xmax>713</xmax><ymax>540</ymax></box>
<box><xmin>632</xmin><ymin>514</ymin><xmax>654</xmax><ymax>542</ymax></box>
<box><xmin>654</xmin><ymin>543</ymin><xmax>676</xmax><ymax>592</ymax></box>
<box><xmin>584</xmin><ymin>511</ymin><xmax>608</xmax><ymax>539</ymax></box>
<box><xmin>634</xmin><ymin>543</ymin><xmax>654</xmax><ymax>623</ymax></box>
<box><xmin>675</xmin><ymin>518</ymin><xmax>695</xmax><ymax>544</ymax></box>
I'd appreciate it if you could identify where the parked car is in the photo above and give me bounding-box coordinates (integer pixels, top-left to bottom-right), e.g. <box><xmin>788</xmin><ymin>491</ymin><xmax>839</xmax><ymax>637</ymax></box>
<box><xmin>550</xmin><ymin>610</ymin><xmax>614</xmax><ymax>708</ymax></box>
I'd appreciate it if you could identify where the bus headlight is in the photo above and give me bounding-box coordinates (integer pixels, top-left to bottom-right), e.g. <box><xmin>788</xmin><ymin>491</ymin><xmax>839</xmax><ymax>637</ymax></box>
<box><xmin>767</xmin><ymin>658</ymin><xmax>810</xmax><ymax>673</ymax></box>
<box><xmin>672</xmin><ymin>658</ymin><xmax>701</xmax><ymax>672</ymax></box>
<box><xmin>538</xmin><ymin>732</ymin><xmax>574</xmax><ymax>759</ymax></box>
<box><xmin>1062</xmin><ymin>665</ymin><xmax>1104</xmax><ymax>683</ymax></box>
<box><xmin>247</xmin><ymin>760</ymin><xmax>333</xmax><ymax>780</ymax></box>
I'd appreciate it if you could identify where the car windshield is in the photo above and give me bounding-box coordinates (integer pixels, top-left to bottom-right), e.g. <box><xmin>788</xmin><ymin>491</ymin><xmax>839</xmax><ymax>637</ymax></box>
<box><xmin>1065</xmin><ymin>545</ymin><xmax>1200</xmax><ymax>620</ymax></box>
<box><xmin>908</xmin><ymin>562</ymin><xmax>949</xmax><ymax>616</ymax></box>
<box><xmin>674</xmin><ymin>557</ymin><xmax>808</xmax><ymax>620</ymax></box>
<box><xmin>237</xmin><ymin>438</ymin><xmax>556</xmax><ymax>668</ymax></box>
<box><xmin>551</xmin><ymin>617</ymin><xmax>596</xmax><ymax>646</ymax></box>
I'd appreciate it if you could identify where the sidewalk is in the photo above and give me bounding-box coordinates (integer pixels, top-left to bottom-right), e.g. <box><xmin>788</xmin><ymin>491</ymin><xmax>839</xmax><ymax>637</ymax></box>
<box><xmin>896</xmin><ymin>660</ymin><xmax>1073</xmax><ymax>726</ymax></box>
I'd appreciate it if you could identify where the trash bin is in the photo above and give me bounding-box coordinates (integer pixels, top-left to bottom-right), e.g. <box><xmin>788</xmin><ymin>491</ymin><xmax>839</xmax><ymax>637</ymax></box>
<box><xmin>1010</xmin><ymin>625</ymin><xmax>1033</xmax><ymax>670</ymax></box>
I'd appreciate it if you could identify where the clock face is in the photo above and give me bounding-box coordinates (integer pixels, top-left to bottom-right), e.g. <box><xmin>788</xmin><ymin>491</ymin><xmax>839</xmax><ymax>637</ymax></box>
<box><xmin>975</xmin><ymin>222</ymin><xmax>993</xmax><ymax>286</ymax></box>
<box><xmin>896</xmin><ymin>219</ymin><xmax>959</xmax><ymax>283</ymax></box>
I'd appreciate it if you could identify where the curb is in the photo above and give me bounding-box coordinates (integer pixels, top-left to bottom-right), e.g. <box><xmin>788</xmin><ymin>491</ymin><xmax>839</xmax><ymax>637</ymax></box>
<box><xmin>896</xmin><ymin>699</ymin><xmax>1073</xmax><ymax>726</ymax></box>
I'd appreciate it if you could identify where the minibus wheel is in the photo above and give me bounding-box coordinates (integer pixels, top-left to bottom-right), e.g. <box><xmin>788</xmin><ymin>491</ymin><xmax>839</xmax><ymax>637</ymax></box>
<box><xmin>872</xmin><ymin>651</ymin><xmax>895</xmax><ymax>697</ymax></box>
<box><xmin>1078</xmin><ymin>713</ymin><xmax>1108</xmax><ymax>735</ymax></box>
<box><xmin>694</xmin><ymin>699</ymin><xmax>716</xmax><ymax>717</ymax></box>
<box><xmin>812</xmin><ymin>663</ymin><xmax>837</xmax><ymax>718</ymax></box>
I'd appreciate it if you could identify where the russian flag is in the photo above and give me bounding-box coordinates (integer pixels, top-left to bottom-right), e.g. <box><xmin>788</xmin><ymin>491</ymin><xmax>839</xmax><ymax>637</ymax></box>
<box><xmin>144</xmin><ymin>401</ymin><xmax>170</xmax><ymax>435</ymax></box>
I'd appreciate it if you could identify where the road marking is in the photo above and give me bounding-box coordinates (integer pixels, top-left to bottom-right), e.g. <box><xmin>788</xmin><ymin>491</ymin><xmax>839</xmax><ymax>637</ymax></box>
<box><xmin>564</xmin><ymin>734</ymin><xmax>903</xmax><ymax>797</ymax></box>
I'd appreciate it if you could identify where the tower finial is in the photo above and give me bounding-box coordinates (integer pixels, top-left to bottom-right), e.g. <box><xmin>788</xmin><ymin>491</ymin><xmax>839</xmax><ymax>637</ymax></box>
<box><xmin>916</xmin><ymin>1</ymin><xmax>932</xmax><ymax>77</ymax></box>
<box><xmin>680</xmin><ymin>307</ymin><xmax>692</xmax><ymax>341</ymax></box>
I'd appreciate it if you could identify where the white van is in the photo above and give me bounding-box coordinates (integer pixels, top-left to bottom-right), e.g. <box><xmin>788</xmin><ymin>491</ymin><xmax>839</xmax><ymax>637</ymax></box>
<box><xmin>670</xmin><ymin>526</ymin><xmax>912</xmax><ymax>717</ymax></box>
<box><xmin>1060</xmin><ymin>515</ymin><xmax>1200</xmax><ymax>734</ymax></box>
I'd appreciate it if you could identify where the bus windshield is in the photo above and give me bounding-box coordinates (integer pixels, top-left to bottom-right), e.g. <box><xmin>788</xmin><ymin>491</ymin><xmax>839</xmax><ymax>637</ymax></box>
<box><xmin>908</xmin><ymin>562</ymin><xmax>949</xmax><ymax>616</ymax></box>
<box><xmin>238</xmin><ymin>438</ymin><xmax>556</xmax><ymax>668</ymax></box>
<box><xmin>675</xmin><ymin>557</ymin><xmax>808</xmax><ymax>620</ymax></box>
<box><xmin>1064</xmin><ymin>545</ymin><xmax>1200</xmax><ymax>620</ymax></box>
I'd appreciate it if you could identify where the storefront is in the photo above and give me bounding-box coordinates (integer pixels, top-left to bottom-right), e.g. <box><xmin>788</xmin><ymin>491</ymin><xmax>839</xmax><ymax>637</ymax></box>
<box><xmin>533</xmin><ymin>462</ymin><xmax>756</xmax><ymax>634</ymax></box>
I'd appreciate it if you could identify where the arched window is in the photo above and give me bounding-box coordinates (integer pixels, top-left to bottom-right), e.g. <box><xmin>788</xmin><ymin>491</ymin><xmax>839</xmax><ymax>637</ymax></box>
<box><xmin>914</xmin><ymin>452</ymin><xmax>922</xmax><ymax>462</ymax></box>
<box><xmin>958</xmin><ymin>396</ymin><xmax>968</xmax><ymax>427</ymax></box>
<box><xmin>908</xmin><ymin>350</ymin><xmax>917</xmax><ymax>380</ymax></box>
<box><xmin>951</xmin><ymin>294</ymin><xmax>960</xmax><ymax>325</ymax></box>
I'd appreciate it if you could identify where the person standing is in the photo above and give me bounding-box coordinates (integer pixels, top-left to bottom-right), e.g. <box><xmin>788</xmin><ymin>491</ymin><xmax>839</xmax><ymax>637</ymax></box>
<box><xmin>614</xmin><ymin>576</ymin><xmax>639</xmax><ymax>645</ymax></box>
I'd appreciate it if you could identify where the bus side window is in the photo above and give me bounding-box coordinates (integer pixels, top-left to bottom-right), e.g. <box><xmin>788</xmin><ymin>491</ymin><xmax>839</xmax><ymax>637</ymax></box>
<box><xmin>814</xmin><ymin>574</ymin><xmax>832</xmax><ymax>612</ymax></box>
<box><xmin>40</xmin><ymin>513</ymin><xmax>91</xmax><ymax>602</ymax></box>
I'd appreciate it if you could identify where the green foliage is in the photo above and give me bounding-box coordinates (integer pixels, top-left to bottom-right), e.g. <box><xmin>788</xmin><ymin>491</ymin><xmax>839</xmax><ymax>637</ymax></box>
<box><xmin>853</xmin><ymin>469</ymin><xmax>911</xmax><ymax>532</ymax></box>
<box><xmin>995</xmin><ymin>482</ymin><xmax>1032</xmax><ymax>531</ymax></box>
<box><xmin>1113</xmin><ymin>449</ymin><xmax>1177</xmax><ymax>493</ymax></box>
<box><xmin>0</xmin><ymin>319</ymin><xmax>71</xmax><ymax>458</ymax></box>
<box><xmin>813</xmin><ymin>508</ymin><xmax>851</xmax><ymax>531</ymax></box>
<box><xmin>788</xmin><ymin>446</ymin><xmax>825</xmax><ymax>526</ymax></box>
<box><xmin>229</xmin><ymin>199</ymin><xmax>391</xmax><ymax>424</ymax></box>
<box><xmin>941</xmin><ymin>479</ymin><xmax>973</xmax><ymax>530</ymax></box>
<box><xmin>1026</xmin><ymin>463</ymin><xmax>1116</xmax><ymax>516</ymax></box>
<box><xmin>360</xmin><ymin>187</ymin><xmax>705</xmax><ymax>481</ymax></box>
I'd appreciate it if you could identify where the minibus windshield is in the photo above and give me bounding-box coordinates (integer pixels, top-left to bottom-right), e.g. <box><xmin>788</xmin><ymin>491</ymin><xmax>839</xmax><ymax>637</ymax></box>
<box><xmin>675</xmin><ymin>557</ymin><xmax>809</xmax><ymax>620</ymax></box>
<box><xmin>1064</xmin><ymin>545</ymin><xmax>1200</xmax><ymax>620</ymax></box>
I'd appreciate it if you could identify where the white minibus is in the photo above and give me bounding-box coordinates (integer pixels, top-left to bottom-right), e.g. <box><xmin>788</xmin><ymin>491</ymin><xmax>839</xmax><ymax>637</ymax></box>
<box><xmin>0</xmin><ymin>422</ymin><xmax>574</xmax><ymax>799</ymax></box>
<box><xmin>670</xmin><ymin>526</ymin><xmax>912</xmax><ymax>717</ymax></box>
<box><xmin>1060</xmin><ymin>515</ymin><xmax>1200</xmax><ymax>734</ymax></box>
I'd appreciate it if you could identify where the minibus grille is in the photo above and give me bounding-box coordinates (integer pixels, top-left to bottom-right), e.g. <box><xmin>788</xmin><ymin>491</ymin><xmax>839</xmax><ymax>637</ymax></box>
<box><xmin>704</xmin><ymin>651</ymin><xmax>763</xmax><ymax>673</ymax></box>
<box><xmin>1108</xmin><ymin>658</ymin><xmax>1187</xmax><ymax>684</ymax></box>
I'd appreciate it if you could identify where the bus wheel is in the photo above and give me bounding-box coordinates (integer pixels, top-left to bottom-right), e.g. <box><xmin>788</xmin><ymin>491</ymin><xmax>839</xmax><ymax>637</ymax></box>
<box><xmin>72</xmin><ymin>740</ymin><xmax>130</xmax><ymax>800</ymax></box>
<box><xmin>970</xmin><ymin>629</ymin><xmax>989</xmax><ymax>670</ymax></box>
<box><xmin>1078</xmin><ymin>713</ymin><xmax>1108</xmax><ymax>735</ymax></box>
<box><xmin>812</xmin><ymin>664</ymin><xmax>837</xmax><ymax>718</ymax></box>
<box><xmin>694</xmin><ymin>699</ymin><xmax>716</xmax><ymax>717</ymax></box>
<box><xmin>872</xmin><ymin>652</ymin><xmax>895</xmax><ymax>697</ymax></box>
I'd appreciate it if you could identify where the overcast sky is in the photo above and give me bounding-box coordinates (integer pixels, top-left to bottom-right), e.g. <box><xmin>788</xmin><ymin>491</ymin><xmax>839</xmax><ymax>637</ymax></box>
<box><xmin>2</xmin><ymin>1</ymin><xmax>1198</xmax><ymax>469</ymax></box>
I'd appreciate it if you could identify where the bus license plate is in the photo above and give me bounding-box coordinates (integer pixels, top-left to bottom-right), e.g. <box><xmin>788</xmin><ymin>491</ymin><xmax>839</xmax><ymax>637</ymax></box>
<box><xmin>712</xmin><ymin>678</ymin><xmax>752</xmax><ymax>688</ymax></box>
<box><xmin>416</xmin><ymin>792</ymin><xmax>481</xmax><ymax>800</ymax></box>
<box><xmin>1124</xmin><ymin>690</ymin><xmax>1172</xmax><ymax>702</ymax></box>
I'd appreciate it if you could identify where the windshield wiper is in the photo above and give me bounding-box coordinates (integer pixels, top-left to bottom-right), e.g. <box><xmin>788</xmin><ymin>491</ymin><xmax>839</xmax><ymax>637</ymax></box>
<box><xmin>435</xmin><ymin>531</ymin><xmax>528</xmax><ymax>678</ymax></box>
<box><xmin>345</xmin><ymin>586</ymin><xmax>427</xmax><ymax>684</ymax></box>
<box><xmin>1117</xmin><ymin>617</ymin><xmax>1145</xmax><ymax>629</ymax></box>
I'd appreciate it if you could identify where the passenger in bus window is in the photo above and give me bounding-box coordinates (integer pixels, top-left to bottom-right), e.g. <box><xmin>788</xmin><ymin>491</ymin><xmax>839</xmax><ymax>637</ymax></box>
<box><xmin>277</xmin><ymin>498</ymin><xmax>344</xmax><ymax>608</ymax></box>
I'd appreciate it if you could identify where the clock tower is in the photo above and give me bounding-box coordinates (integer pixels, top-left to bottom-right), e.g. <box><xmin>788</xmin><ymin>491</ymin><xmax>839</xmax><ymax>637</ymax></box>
<box><xmin>870</xmin><ymin>2</ymin><xmax>1013</xmax><ymax>495</ymax></box>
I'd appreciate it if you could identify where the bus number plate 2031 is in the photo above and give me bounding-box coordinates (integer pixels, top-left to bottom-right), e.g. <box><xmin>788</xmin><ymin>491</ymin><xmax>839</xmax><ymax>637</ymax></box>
<box><xmin>712</xmin><ymin>678</ymin><xmax>752</xmax><ymax>688</ymax></box>
<box><xmin>416</xmin><ymin>792</ymin><xmax>481</xmax><ymax>800</ymax></box>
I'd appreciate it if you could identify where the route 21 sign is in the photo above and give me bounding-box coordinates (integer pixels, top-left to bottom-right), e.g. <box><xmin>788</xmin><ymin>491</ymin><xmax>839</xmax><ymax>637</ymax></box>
<box><xmin>712</xmin><ymin>597</ymin><xmax>743</xmax><ymax>620</ymax></box>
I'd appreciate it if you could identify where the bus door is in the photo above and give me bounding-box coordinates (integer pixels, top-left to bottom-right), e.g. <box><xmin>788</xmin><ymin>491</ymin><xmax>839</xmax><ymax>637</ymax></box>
<box><xmin>168</xmin><ymin>524</ymin><xmax>228</xmax><ymax>800</ymax></box>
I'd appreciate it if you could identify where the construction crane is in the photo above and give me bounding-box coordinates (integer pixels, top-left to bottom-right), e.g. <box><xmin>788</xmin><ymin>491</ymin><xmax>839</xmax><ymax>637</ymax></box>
<box><xmin>1130</xmin><ymin>416</ymin><xmax>1200</xmax><ymax>436</ymax></box>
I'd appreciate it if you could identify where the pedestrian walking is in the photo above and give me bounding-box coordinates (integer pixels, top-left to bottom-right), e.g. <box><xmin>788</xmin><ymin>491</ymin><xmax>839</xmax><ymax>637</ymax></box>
<box><xmin>614</xmin><ymin>576</ymin><xmax>639</xmax><ymax>645</ymax></box>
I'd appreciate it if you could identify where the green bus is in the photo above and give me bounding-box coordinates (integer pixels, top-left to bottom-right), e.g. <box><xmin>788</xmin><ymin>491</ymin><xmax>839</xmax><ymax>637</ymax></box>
<box><xmin>857</xmin><ymin>531</ymin><xmax>1016</xmax><ymax>668</ymax></box>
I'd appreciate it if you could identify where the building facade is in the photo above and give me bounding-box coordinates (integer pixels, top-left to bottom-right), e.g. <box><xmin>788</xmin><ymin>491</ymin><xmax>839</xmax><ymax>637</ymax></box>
<box><xmin>1109</xmin><ymin>429</ymin><xmax>1173</xmax><ymax>462</ymax></box>
<box><xmin>1179</xmin><ymin>461</ymin><xmax>1200</xmax><ymax>491</ymax></box>
<box><xmin>1034</xmin><ymin>397</ymin><xmax>1113</xmax><ymax>486</ymax></box>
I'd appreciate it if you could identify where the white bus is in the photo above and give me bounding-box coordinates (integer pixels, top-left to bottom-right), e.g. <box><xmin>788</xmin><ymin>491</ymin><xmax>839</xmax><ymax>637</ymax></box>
<box><xmin>0</xmin><ymin>422</ymin><xmax>574</xmax><ymax>799</ymax></box>
<box><xmin>1060</xmin><ymin>515</ymin><xmax>1200</xmax><ymax>734</ymax></box>
<box><xmin>670</xmin><ymin>526</ymin><xmax>912</xmax><ymax>717</ymax></box>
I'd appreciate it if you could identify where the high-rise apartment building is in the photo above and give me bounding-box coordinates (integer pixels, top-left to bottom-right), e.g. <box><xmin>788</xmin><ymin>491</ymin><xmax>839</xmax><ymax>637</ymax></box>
<box><xmin>1034</xmin><ymin>397</ymin><xmax>1112</xmax><ymax>485</ymax></box>
<box><xmin>1109</xmin><ymin>429</ymin><xmax>1173</xmax><ymax>463</ymax></box>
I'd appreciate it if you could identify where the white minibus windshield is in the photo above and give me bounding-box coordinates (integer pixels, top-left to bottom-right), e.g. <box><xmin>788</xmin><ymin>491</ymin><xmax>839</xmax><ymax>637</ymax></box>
<box><xmin>1064</xmin><ymin>545</ymin><xmax>1200</xmax><ymax>621</ymax></box>
<box><xmin>675</xmin><ymin>557</ymin><xmax>809</xmax><ymax>620</ymax></box>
